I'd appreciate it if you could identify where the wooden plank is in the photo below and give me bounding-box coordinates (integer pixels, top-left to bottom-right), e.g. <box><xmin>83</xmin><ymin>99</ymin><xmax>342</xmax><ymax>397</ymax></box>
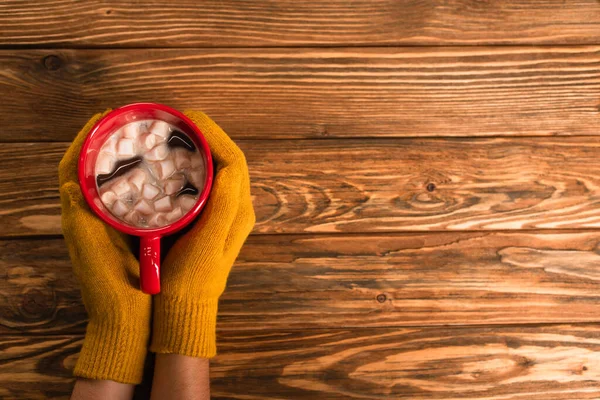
<box><xmin>3</xmin><ymin>47</ymin><xmax>600</xmax><ymax>142</ymax></box>
<box><xmin>3</xmin><ymin>232</ymin><xmax>600</xmax><ymax>335</ymax></box>
<box><xmin>2</xmin><ymin>1</ymin><xmax>600</xmax><ymax>48</ymax></box>
<box><xmin>4</xmin><ymin>325</ymin><xmax>600</xmax><ymax>399</ymax></box>
<box><xmin>2</xmin><ymin>138</ymin><xmax>600</xmax><ymax>237</ymax></box>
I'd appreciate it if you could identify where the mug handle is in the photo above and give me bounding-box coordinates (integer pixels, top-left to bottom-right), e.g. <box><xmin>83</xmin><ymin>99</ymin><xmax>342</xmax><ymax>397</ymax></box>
<box><xmin>140</xmin><ymin>235</ymin><xmax>161</xmax><ymax>294</ymax></box>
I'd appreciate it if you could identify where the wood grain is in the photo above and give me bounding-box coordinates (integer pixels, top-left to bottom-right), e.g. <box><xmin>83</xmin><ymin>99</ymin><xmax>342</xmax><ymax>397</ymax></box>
<box><xmin>3</xmin><ymin>138</ymin><xmax>600</xmax><ymax>237</ymax></box>
<box><xmin>4</xmin><ymin>2</ymin><xmax>600</xmax><ymax>397</ymax></box>
<box><xmin>4</xmin><ymin>232</ymin><xmax>600</xmax><ymax>334</ymax></box>
<box><xmin>3</xmin><ymin>47</ymin><xmax>600</xmax><ymax>142</ymax></box>
<box><xmin>4</xmin><ymin>325</ymin><xmax>600</xmax><ymax>399</ymax></box>
<box><xmin>2</xmin><ymin>1</ymin><xmax>600</xmax><ymax>48</ymax></box>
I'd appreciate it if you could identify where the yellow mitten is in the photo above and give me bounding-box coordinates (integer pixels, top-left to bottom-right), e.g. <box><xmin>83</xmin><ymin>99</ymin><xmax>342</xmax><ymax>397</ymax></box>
<box><xmin>59</xmin><ymin>112</ymin><xmax>151</xmax><ymax>384</ymax></box>
<box><xmin>150</xmin><ymin>111</ymin><xmax>255</xmax><ymax>358</ymax></box>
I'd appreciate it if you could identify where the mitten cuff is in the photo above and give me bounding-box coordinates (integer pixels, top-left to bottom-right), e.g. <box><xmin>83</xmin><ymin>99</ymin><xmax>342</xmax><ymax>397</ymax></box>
<box><xmin>74</xmin><ymin>319</ymin><xmax>149</xmax><ymax>384</ymax></box>
<box><xmin>150</xmin><ymin>296</ymin><xmax>219</xmax><ymax>358</ymax></box>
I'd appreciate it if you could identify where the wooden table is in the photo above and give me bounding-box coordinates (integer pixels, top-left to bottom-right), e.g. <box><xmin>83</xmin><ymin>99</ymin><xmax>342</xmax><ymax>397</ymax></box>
<box><xmin>2</xmin><ymin>1</ymin><xmax>600</xmax><ymax>398</ymax></box>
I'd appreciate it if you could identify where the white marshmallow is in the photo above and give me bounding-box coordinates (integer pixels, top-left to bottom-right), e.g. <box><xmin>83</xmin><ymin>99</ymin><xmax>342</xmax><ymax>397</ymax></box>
<box><xmin>155</xmin><ymin>159</ymin><xmax>175</xmax><ymax>180</ymax></box>
<box><xmin>142</xmin><ymin>183</ymin><xmax>160</xmax><ymax>200</ymax></box>
<box><xmin>128</xmin><ymin>169</ymin><xmax>147</xmax><ymax>192</ymax></box>
<box><xmin>189</xmin><ymin>169</ymin><xmax>206</xmax><ymax>187</ymax></box>
<box><xmin>179</xmin><ymin>195</ymin><xmax>197</xmax><ymax>212</ymax></box>
<box><xmin>123</xmin><ymin>123</ymin><xmax>139</xmax><ymax>139</ymax></box>
<box><xmin>112</xmin><ymin>200</ymin><xmax>129</xmax><ymax>217</ymax></box>
<box><xmin>190</xmin><ymin>152</ymin><xmax>204</xmax><ymax>168</ymax></box>
<box><xmin>124</xmin><ymin>210</ymin><xmax>142</xmax><ymax>225</ymax></box>
<box><xmin>154</xmin><ymin>196</ymin><xmax>173</xmax><ymax>212</ymax></box>
<box><xmin>134</xmin><ymin>199</ymin><xmax>154</xmax><ymax>215</ymax></box>
<box><xmin>173</xmin><ymin>148</ymin><xmax>191</xmax><ymax>170</ymax></box>
<box><xmin>146</xmin><ymin>144</ymin><xmax>168</xmax><ymax>161</ymax></box>
<box><xmin>116</xmin><ymin>138</ymin><xmax>135</xmax><ymax>158</ymax></box>
<box><xmin>139</xmin><ymin>133</ymin><xmax>158</xmax><ymax>151</ymax></box>
<box><xmin>100</xmin><ymin>190</ymin><xmax>118</xmax><ymax>207</ymax></box>
<box><xmin>103</xmin><ymin>136</ymin><xmax>118</xmax><ymax>154</ymax></box>
<box><xmin>111</xmin><ymin>178</ymin><xmax>131</xmax><ymax>197</ymax></box>
<box><xmin>166</xmin><ymin>207</ymin><xmax>183</xmax><ymax>223</ymax></box>
<box><xmin>164</xmin><ymin>175</ymin><xmax>185</xmax><ymax>195</ymax></box>
<box><xmin>150</xmin><ymin>120</ymin><xmax>171</xmax><ymax>139</ymax></box>
<box><xmin>96</xmin><ymin>152</ymin><xmax>115</xmax><ymax>175</ymax></box>
<box><xmin>148</xmin><ymin>213</ymin><xmax>167</xmax><ymax>227</ymax></box>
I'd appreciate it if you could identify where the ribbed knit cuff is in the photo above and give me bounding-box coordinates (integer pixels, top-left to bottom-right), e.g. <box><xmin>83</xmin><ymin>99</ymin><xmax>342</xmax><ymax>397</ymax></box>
<box><xmin>74</xmin><ymin>319</ymin><xmax>149</xmax><ymax>384</ymax></box>
<box><xmin>150</xmin><ymin>296</ymin><xmax>219</xmax><ymax>358</ymax></box>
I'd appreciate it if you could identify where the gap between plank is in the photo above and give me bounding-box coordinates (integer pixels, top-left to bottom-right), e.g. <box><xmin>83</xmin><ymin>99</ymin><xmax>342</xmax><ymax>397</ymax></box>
<box><xmin>2</xmin><ymin>43</ymin><xmax>600</xmax><ymax>51</ymax></box>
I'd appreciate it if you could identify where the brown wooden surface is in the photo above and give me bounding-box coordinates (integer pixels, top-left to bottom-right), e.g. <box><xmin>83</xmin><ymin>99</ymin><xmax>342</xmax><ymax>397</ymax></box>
<box><xmin>4</xmin><ymin>325</ymin><xmax>600</xmax><ymax>399</ymax></box>
<box><xmin>3</xmin><ymin>1</ymin><xmax>600</xmax><ymax>48</ymax></box>
<box><xmin>3</xmin><ymin>232</ymin><xmax>600</xmax><ymax>336</ymax></box>
<box><xmin>3</xmin><ymin>47</ymin><xmax>600</xmax><ymax>142</ymax></box>
<box><xmin>2</xmin><ymin>138</ymin><xmax>600</xmax><ymax>237</ymax></box>
<box><xmin>3</xmin><ymin>1</ymin><xmax>600</xmax><ymax>399</ymax></box>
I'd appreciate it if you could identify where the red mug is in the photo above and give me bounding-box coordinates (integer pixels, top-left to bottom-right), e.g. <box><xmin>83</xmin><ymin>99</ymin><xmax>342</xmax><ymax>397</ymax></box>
<box><xmin>78</xmin><ymin>103</ymin><xmax>213</xmax><ymax>294</ymax></box>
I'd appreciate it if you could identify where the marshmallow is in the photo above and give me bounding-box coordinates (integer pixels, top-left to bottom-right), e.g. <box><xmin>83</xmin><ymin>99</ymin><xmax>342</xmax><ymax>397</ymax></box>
<box><xmin>117</xmin><ymin>138</ymin><xmax>135</xmax><ymax>158</ymax></box>
<box><xmin>154</xmin><ymin>196</ymin><xmax>173</xmax><ymax>212</ymax></box>
<box><xmin>100</xmin><ymin>190</ymin><xmax>118</xmax><ymax>207</ymax></box>
<box><xmin>103</xmin><ymin>136</ymin><xmax>118</xmax><ymax>154</ymax></box>
<box><xmin>134</xmin><ymin>199</ymin><xmax>154</xmax><ymax>215</ymax></box>
<box><xmin>154</xmin><ymin>159</ymin><xmax>175</xmax><ymax>180</ymax></box>
<box><xmin>189</xmin><ymin>169</ymin><xmax>206</xmax><ymax>187</ymax></box>
<box><xmin>112</xmin><ymin>200</ymin><xmax>129</xmax><ymax>217</ymax></box>
<box><xmin>139</xmin><ymin>133</ymin><xmax>158</xmax><ymax>151</ymax></box>
<box><xmin>166</xmin><ymin>207</ymin><xmax>183</xmax><ymax>223</ymax></box>
<box><xmin>150</xmin><ymin>120</ymin><xmax>171</xmax><ymax>139</ymax></box>
<box><xmin>179</xmin><ymin>195</ymin><xmax>197</xmax><ymax>212</ymax></box>
<box><xmin>96</xmin><ymin>152</ymin><xmax>115</xmax><ymax>175</ymax></box>
<box><xmin>173</xmin><ymin>148</ymin><xmax>191</xmax><ymax>170</ymax></box>
<box><xmin>148</xmin><ymin>213</ymin><xmax>167</xmax><ymax>227</ymax></box>
<box><xmin>146</xmin><ymin>144</ymin><xmax>168</xmax><ymax>161</ymax></box>
<box><xmin>128</xmin><ymin>169</ymin><xmax>147</xmax><ymax>192</ymax></box>
<box><xmin>124</xmin><ymin>210</ymin><xmax>142</xmax><ymax>225</ymax></box>
<box><xmin>122</xmin><ymin>210</ymin><xmax>147</xmax><ymax>226</ymax></box>
<box><xmin>190</xmin><ymin>152</ymin><xmax>204</xmax><ymax>169</ymax></box>
<box><xmin>111</xmin><ymin>178</ymin><xmax>131</xmax><ymax>197</ymax></box>
<box><xmin>142</xmin><ymin>183</ymin><xmax>160</xmax><ymax>200</ymax></box>
<box><xmin>164</xmin><ymin>175</ymin><xmax>185</xmax><ymax>195</ymax></box>
<box><xmin>123</xmin><ymin>123</ymin><xmax>139</xmax><ymax>139</ymax></box>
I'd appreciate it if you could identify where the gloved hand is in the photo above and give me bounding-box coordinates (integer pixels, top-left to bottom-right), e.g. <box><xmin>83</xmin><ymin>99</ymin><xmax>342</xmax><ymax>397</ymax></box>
<box><xmin>59</xmin><ymin>111</ymin><xmax>151</xmax><ymax>384</ymax></box>
<box><xmin>150</xmin><ymin>111</ymin><xmax>255</xmax><ymax>358</ymax></box>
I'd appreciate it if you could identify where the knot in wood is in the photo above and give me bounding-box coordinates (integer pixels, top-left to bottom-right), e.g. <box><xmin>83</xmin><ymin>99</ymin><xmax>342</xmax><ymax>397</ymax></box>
<box><xmin>43</xmin><ymin>55</ymin><xmax>61</xmax><ymax>71</ymax></box>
